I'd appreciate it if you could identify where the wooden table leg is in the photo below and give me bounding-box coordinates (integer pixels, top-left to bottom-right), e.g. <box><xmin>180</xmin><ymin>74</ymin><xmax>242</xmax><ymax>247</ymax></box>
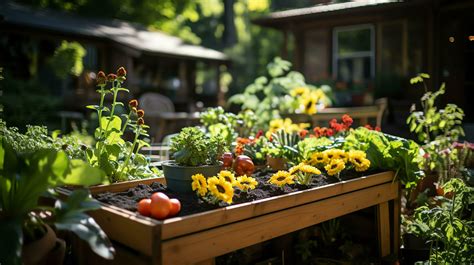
<box><xmin>392</xmin><ymin>196</ymin><xmax>401</xmax><ymax>256</ymax></box>
<box><xmin>377</xmin><ymin>201</ymin><xmax>390</xmax><ymax>257</ymax></box>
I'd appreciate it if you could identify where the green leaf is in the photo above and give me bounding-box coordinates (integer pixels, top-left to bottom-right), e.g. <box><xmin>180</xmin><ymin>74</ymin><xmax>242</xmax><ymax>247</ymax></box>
<box><xmin>62</xmin><ymin>160</ymin><xmax>107</xmax><ymax>186</ymax></box>
<box><xmin>54</xmin><ymin>190</ymin><xmax>115</xmax><ymax>260</ymax></box>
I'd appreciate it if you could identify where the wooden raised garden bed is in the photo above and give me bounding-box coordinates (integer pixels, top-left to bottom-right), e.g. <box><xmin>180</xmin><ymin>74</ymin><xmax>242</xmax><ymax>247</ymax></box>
<box><xmin>60</xmin><ymin>171</ymin><xmax>400</xmax><ymax>265</ymax></box>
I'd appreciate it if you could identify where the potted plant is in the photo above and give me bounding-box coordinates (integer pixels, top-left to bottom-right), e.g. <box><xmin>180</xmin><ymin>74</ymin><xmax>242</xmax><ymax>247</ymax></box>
<box><xmin>0</xmin><ymin>136</ymin><xmax>114</xmax><ymax>264</ymax></box>
<box><xmin>162</xmin><ymin>127</ymin><xmax>226</xmax><ymax>192</ymax></box>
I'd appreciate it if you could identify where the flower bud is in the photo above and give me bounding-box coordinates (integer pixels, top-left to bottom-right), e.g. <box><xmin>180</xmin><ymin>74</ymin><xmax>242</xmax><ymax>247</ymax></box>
<box><xmin>129</xmin><ymin>99</ymin><xmax>138</xmax><ymax>108</ymax></box>
<box><xmin>137</xmin><ymin>118</ymin><xmax>145</xmax><ymax>126</ymax></box>
<box><xmin>107</xmin><ymin>73</ymin><xmax>117</xmax><ymax>81</ymax></box>
<box><xmin>137</xmin><ymin>109</ymin><xmax>145</xmax><ymax>118</ymax></box>
<box><xmin>117</xmin><ymin>67</ymin><xmax>127</xmax><ymax>77</ymax></box>
<box><xmin>97</xmin><ymin>71</ymin><xmax>106</xmax><ymax>85</ymax></box>
<box><xmin>132</xmin><ymin>107</ymin><xmax>137</xmax><ymax>113</ymax></box>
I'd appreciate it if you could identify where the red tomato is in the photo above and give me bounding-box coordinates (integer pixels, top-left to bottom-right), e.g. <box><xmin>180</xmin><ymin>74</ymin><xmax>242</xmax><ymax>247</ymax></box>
<box><xmin>137</xmin><ymin>198</ymin><xmax>151</xmax><ymax>216</ymax></box>
<box><xmin>233</xmin><ymin>155</ymin><xmax>255</xmax><ymax>176</ymax></box>
<box><xmin>150</xmin><ymin>192</ymin><xmax>171</xmax><ymax>220</ymax></box>
<box><xmin>168</xmin><ymin>198</ymin><xmax>181</xmax><ymax>217</ymax></box>
<box><xmin>221</xmin><ymin>152</ymin><xmax>234</xmax><ymax>168</ymax></box>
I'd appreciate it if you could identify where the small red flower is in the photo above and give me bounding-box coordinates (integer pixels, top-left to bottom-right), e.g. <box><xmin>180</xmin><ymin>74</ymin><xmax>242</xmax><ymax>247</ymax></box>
<box><xmin>107</xmin><ymin>73</ymin><xmax>117</xmax><ymax>81</ymax></box>
<box><xmin>375</xmin><ymin>126</ymin><xmax>381</xmax><ymax>132</ymax></box>
<box><xmin>342</xmin><ymin>114</ymin><xmax>353</xmax><ymax>127</ymax></box>
<box><xmin>299</xmin><ymin>129</ymin><xmax>308</xmax><ymax>138</ymax></box>
<box><xmin>97</xmin><ymin>71</ymin><xmax>106</xmax><ymax>85</ymax></box>
<box><xmin>255</xmin><ymin>130</ymin><xmax>264</xmax><ymax>139</ymax></box>
<box><xmin>364</xmin><ymin>124</ymin><xmax>373</xmax><ymax>130</ymax></box>
<box><xmin>129</xmin><ymin>99</ymin><xmax>138</xmax><ymax>108</ymax></box>
<box><xmin>329</xmin><ymin>119</ymin><xmax>338</xmax><ymax>128</ymax></box>
<box><xmin>117</xmin><ymin>67</ymin><xmax>127</xmax><ymax>77</ymax></box>
<box><xmin>137</xmin><ymin>118</ymin><xmax>145</xmax><ymax>126</ymax></box>
<box><xmin>326</xmin><ymin>128</ymin><xmax>334</xmax><ymax>137</ymax></box>
<box><xmin>137</xmin><ymin>109</ymin><xmax>145</xmax><ymax>118</ymax></box>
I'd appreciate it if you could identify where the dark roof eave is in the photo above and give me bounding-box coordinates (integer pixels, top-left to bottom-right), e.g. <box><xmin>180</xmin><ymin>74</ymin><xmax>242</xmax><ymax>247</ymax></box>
<box><xmin>253</xmin><ymin>0</ymin><xmax>422</xmax><ymax>29</ymax></box>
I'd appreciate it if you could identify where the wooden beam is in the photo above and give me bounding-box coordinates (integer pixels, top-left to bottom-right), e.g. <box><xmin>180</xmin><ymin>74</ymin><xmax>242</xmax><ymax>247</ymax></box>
<box><xmin>377</xmin><ymin>201</ymin><xmax>391</xmax><ymax>257</ymax></box>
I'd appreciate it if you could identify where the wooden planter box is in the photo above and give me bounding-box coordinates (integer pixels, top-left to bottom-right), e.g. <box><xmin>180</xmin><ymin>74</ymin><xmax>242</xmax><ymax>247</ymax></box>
<box><xmin>60</xmin><ymin>171</ymin><xmax>400</xmax><ymax>265</ymax></box>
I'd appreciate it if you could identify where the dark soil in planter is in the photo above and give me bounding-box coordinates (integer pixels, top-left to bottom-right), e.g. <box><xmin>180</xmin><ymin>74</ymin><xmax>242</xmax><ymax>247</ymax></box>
<box><xmin>94</xmin><ymin>169</ymin><xmax>377</xmax><ymax>217</ymax></box>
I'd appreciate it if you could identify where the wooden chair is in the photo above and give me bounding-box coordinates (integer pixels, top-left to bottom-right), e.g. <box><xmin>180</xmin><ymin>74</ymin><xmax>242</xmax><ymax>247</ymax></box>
<box><xmin>138</xmin><ymin>93</ymin><xmax>175</xmax><ymax>142</ymax></box>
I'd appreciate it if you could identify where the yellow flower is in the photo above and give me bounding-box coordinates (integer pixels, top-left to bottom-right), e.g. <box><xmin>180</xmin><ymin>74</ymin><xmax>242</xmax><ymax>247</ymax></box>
<box><xmin>191</xmin><ymin>173</ymin><xmax>208</xmax><ymax>197</ymax></box>
<box><xmin>298</xmin><ymin>164</ymin><xmax>322</xmax><ymax>175</ymax></box>
<box><xmin>290</xmin><ymin>87</ymin><xmax>310</xmax><ymax>97</ymax></box>
<box><xmin>288</xmin><ymin>164</ymin><xmax>302</xmax><ymax>175</ymax></box>
<box><xmin>207</xmin><ymin>176</ymin><xmax>234</xmax><ymax>204</ymax></box>
<box><xmin>323</xmin><ymin>149</ymin><xmax>347</xmax><ymax>161</ymax></box>
<box><xmin>268</xmin><ymin>171</ymin><xmax>295</xmax><ymax>187</ymax></box>
<box><xmin>218</xmin><ymin>170</ymin><xmax>237</xmax><ymax>186</ymax></box>
<box><xmin>235</xmin><ymin>175</ymin><xmax>258</xmax><ymax>191</ymax></box>
<box><xmin>310</xmin><ymin>152</ymin><xmax>328</xmax><ymax>164</ymax></box>
<box><xmin>302</xmin><ymin>96</ymin><xmax>318</xmax><ymax>115</ymax></box>
<box><xmin>349</xmin><ymin>150</ymin><xmax>371</xmax><ymax>172</ymax></box>
<box><xmin>324</xmin><ymin>159</ymin><xmax>346</xmax><ymax>176</ymax></box>
<box><xmin>267</xmin><ymin>118</ymin><xmax>311</xmax><ymax>138</ymax></box>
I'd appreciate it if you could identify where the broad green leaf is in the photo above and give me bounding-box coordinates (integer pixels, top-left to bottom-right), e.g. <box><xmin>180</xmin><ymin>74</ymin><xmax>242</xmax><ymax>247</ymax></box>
<box><xmin>62</xmin><ymin>160</ymin><xmax>107</xmax><ymax>186</ymax></box>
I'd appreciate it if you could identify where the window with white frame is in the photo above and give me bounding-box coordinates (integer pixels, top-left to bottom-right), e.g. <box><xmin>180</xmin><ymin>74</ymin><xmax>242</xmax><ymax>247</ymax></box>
<box><xmin>333</xmin><ymin>24</ymin><xmax>375</xmax><ymax>84</ymax></box>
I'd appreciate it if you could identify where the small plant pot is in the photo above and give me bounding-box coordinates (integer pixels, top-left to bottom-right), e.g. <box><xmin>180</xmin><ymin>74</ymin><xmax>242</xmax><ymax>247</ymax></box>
<box><xmin>162</xmin><ymin>160</ymin><xmax>223</xmax><ymax>193</ymax></box>
<box><xmin>267</xmin><ymin>156</ymin><xmax>287</xmax><ymax>171</ymax></box>
<box><xmin>22</xmin><ymin>224</ymin><xmax>58</xmax><ymax>265</ymax></box>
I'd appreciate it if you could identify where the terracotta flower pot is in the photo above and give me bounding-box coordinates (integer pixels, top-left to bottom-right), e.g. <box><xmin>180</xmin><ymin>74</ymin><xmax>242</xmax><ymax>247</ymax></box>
<box><xmin>22</xmin><ymin>224</ymin><xmax>62</xmax><ymax>265</ymax></box>
<box><xmin>267</xmin><ymin>156</ymin><xmax>287</xmax><ymax>171</ymax></box>
<box><xmin>162</xmin><ymin>160</ymin><xmax>223</xmax><ymax>193</ymax></box>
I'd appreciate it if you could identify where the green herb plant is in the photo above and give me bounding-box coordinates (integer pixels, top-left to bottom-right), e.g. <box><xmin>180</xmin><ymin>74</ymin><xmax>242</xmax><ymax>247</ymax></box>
<box><xmin>86</xmin><ymin>68</ymin><xmax>160</xmax><ymax>182</ymax></box>
<box><xmin>407</xmin><ymin>73</ymin><xmax>465</xmax><ymax>185</ymax></box>
<box><xmin>407</xmin><ymin>178</ymin><xmax>473</xmax><ymax>264</ymax></box>
<box><xmin>170</xmin><ymin>127</ymin><xmax>226</xmax><ymax>166</ymax></box>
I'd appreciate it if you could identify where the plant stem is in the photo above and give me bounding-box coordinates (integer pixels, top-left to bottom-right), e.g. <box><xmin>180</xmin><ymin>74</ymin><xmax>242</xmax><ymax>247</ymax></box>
<box><xmin>118</xmin><ymin>126</ymin><xmax>139</xmax><ymax>180</ymax></box>
<box><xmin>121</xmin><ymin>111</ymin><xmax>132</xmax><ymax>134</ymax></box>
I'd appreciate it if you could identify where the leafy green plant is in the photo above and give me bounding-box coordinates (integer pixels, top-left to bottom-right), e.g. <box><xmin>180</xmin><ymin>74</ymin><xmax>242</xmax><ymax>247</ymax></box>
<box><xmin>86</xmin><ymin>68</ymin><xmax>160</xmax><ymax>182</ymax></box>
<box><xmin>407</xmin><ymin>179</ymin><xmax>473</xmax><ymax>263</ymax></box>
<box><xmin>49</xmin><ymin>41</ymin><xmax>86</xmax><ymax>78</ymax></box>
<box><xmin>229</xmin><ymin>57</ymin><xmax>332</xmax><ymax>130</ymax></box>
<box><xmin>0</xmin><ymin>136</ymin><xmax>113</xmax><ymax>264</ymax></box>
<box><xmin>343</xmin><ymin>127</ymin><xmax>423</xmax><ymax>188</ymax></box>
<box><xmin>407</xmin><ymin>73</ymin><xmax>465</xmax><ymax>184</ymax></box>
<box><xmin>267</xmin><ymin>129</ymin><xmax>303</xmax><ymax>164</ymax></box>
<box><xmin>170</xmin><ymin>127</ymin><xmax>226</xmax><ymax>166</ymax></box>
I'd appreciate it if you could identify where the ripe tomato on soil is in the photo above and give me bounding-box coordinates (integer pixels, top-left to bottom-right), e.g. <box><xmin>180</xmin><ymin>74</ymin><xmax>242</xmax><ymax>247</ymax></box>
<box><xmin>168</xmin><ymin>198</ymin><xmax>181</xmax><ymax>217</ymax></box>
<box><xmin>137</xmin><ymin>198</ymin><xmax>151</xmax><ymax>216</ymax></box>
<box><xmin>150</xmin><ymin>192</ymin><xmax>171</xmax><ymax>219</ymax></box>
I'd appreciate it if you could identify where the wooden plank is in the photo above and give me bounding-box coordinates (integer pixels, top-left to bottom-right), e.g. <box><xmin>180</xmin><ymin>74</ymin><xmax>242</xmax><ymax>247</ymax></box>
<box><xmin>88</xmin><ymin>205</ymin><xmax>157</xmax><ymax>256</ymax></box>
<box><xmin>392</xmin><ymin>183</ymin><xmax>401</xmax><ymax>256</ymax></box>
<box><xmin>89</xmin><ymin>177</ymin><xmax>166</xmax><ymax>195</ymax></box>
<box><xmin>161</xmin><ymin>182</ymin><xmax>398</xmax><ymax>265</ymax></box>
<box><xmin>161</xmin><ymin>171</ymin><xmax>395</xmax><ymax>239</ymax></box>
<box><xmin>377</xmin><ymin>201</ymin><xmax>390</xmax><ymax>257</ymax></box>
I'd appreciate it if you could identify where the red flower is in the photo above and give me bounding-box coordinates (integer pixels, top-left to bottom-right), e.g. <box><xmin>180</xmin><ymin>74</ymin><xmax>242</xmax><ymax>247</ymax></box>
<box><xmin>342</xmin><ymin>114</ymin><xmax>353</xmax><ymax>127</ymax></box>
<box><xmin>137</xmin><ymin>118</ymin><xmax>145</xmax><ymax>126</ymax></box>
<box><xmin>326</xmin><ymin>128</ymin><xmax>334</xmax><ymax>137</ymax></box>
<box><xmin>117</xmin><ymin>67</ymin><xmax>127</xmax><ymax>77</ymax></box>
<box><xmin>329</xmin><ymin>119</ymin><xmax>338</xmax><ymax>128</ymax></box>
<box><xmin>255</xmin><ymin>130</ymin><xmax>264</xmax><ymax>139</ymax></box>
<box><xmin>107</xmin><ymin>73</ymin><xmax>117</xmax><ymax>81</ymax></box>
<box><xmin>129</xmin><ymin>99</ymin><xmax>138</xmax><ymax>108</ymax></box>
<box><xmin>375</xmin><ymin>126</ymin><xmax>381</xmax><ymax>132</ymax></box>
<box><xmin>364</xmin><ymin>124</ymin><xmax>373</xmax><ymax>130</ymax></box>
<box><xmin>97</xmin><ymin>71</ymin><xmax>107</xmax><ymax>85</ymax></box>
<box><xmin>137</xmin><ymin>109</ymin><xmax>145</xmax><ymax>118</ymax></box>
<box><xmin>299</xmin><ymin>129</ymin><xmax>308</xmax><ymax>138</ymax></box>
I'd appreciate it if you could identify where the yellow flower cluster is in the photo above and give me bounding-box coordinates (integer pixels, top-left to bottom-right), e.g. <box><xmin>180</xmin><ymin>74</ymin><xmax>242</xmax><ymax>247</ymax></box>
<box><xmin>191</xmin><ymin>170</ymin><xmax>259</xmax><ymax>204</ymax></box>
<box><xmin>309</xmin><ymin>149</ymin><xmax>371</xmax><ymax>176</ymax></box>
<box><xmin>290</xmin><ymin>87</ymin><xmax>327</xmax><ymax>115</ymax></box>
<box><xmin>266</xmin><ymin>118</ymin><xmax>310</xmax><ymax>138</ymax></box>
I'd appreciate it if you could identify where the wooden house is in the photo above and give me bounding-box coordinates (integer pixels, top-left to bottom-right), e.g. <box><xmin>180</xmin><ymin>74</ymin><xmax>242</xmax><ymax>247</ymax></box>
<box><xmin>254</xmin><ymin>0</ymin><xmax>474</xmax><ymax>122</ymax></box>
<box><xmin>0</xmin><ymin>2</ymin><xmax>228</xmax><ymax>113</ymax></box>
